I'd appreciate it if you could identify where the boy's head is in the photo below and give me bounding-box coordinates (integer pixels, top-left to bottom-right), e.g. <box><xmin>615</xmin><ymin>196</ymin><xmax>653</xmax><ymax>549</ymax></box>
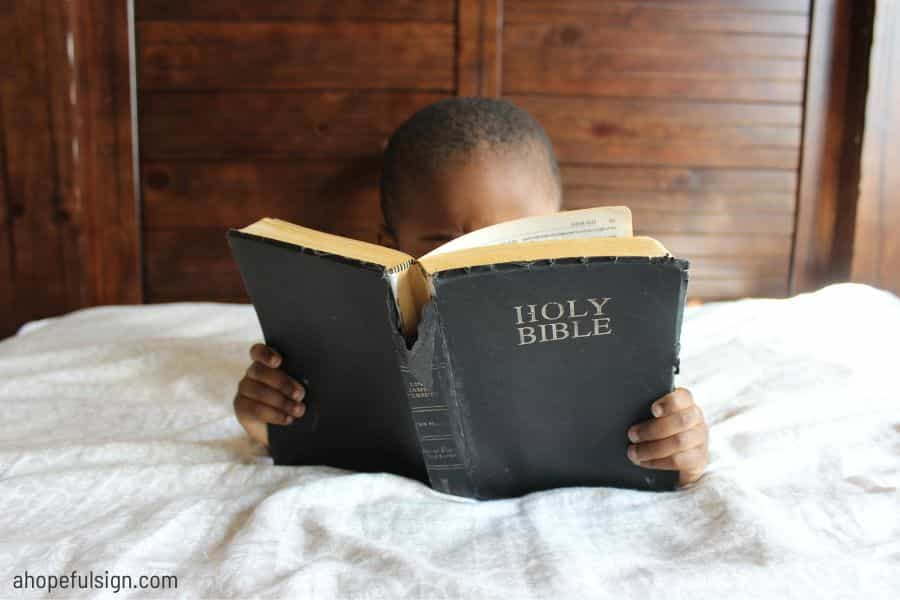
<box><xmin>379</xmin><ymin>97</ymin><xmax>562</xmax><ymax>256</ymax></box>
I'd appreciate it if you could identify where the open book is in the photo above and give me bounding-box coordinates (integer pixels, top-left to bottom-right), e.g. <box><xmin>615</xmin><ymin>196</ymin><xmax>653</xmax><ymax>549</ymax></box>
<box><xmin>227</xmin><ymin>207</ymin><xmax>689</xmax><ymax>499</ymax></box>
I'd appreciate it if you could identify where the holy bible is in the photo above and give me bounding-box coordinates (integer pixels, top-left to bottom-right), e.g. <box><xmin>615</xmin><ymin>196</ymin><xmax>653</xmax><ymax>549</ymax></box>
<box><xmin>226</xmin><ymin>206</ymin><xmax>689</xmax><ymax>499</ymax></box>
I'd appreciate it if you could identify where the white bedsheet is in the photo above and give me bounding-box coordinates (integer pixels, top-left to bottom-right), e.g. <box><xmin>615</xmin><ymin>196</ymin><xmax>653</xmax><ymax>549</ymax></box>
<box><xmin>0</xmin><ymin>283</ymin><xmax>898</xmax><ymax>599</ymax></box>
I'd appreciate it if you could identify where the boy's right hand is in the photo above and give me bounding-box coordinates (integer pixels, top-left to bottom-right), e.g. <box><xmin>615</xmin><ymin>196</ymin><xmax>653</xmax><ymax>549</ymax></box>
<box><xmin>233</xmin><ymin>343</ymin><xmax>306</xmax><ymax>448</ymax></box>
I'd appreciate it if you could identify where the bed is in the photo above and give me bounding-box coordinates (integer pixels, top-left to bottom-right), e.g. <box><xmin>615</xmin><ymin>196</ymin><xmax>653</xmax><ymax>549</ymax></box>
<box><xmin>1</xmin><ymin>282</ymin><xmax>897</xmax><ymax>598</ymax></box>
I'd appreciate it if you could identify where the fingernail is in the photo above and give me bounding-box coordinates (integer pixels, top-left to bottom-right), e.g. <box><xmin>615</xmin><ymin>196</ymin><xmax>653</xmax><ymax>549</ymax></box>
<box><xmin>293</xmin><ymin>386</ymin><xmax>305</xmax><ymax>401</ymax></box>
<box><xmin>627</xmin><ymin>445</ymin><xmax>638</xmax><ymax>463</ymax></box>
<box><xmin>292</xmin><ymin>403</ymin><xmax>303</xmax><ymax>416</ymax></box>
<box><xmin>628</xmin><ymin>428</ymin><xmax>639</xmax><ymax>443</ymax></box>
<box><xmin>651</xmin><ymin>404</ymin><xmax>662</xmax><ymax>417</ymax></box>
<box><xmin>285</xmin><ymin>415</ymin><xmax>294</xmax><ymax>424</ymax></box>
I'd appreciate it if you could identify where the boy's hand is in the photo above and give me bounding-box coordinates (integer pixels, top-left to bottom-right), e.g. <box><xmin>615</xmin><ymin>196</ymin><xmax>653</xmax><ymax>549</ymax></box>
<box><xmin>626</xmin><ymin>387</ymin><xmax>708</xmax><ymax>486</ymax></box>
<box><xmin>233</xmin><ymin>343</ymin><xmax>306</xmax><ymax>447</ymax></box>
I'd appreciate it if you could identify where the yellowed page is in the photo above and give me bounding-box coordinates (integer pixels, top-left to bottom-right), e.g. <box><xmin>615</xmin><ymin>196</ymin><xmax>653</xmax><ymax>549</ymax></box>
<box><xmin>420</xmin><ymin>206</ymin><xmax>633</xmax><ymax>258</ymax></box>
<box><xmin>240</xmin><ymin>218</ymin><xmax>413</xmax><ymax>269</ymax></box>
<box><xmin>418</xmin><ymin>235</ymin><xmax>669</xmax><ymax>275</ymax></box>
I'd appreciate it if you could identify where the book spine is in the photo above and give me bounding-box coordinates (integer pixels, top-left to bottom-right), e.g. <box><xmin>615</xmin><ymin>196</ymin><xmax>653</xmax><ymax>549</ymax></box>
<box><xmin>395</xmin><ymin>306</ymin><xmax>474</xmax><ymax>498</ymax></box>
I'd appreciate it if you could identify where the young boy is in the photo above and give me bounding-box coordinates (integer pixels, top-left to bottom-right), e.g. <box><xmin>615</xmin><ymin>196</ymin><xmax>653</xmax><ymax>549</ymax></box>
<box><xmin>234</xmin><ymin>98</ymin><xmax>709</xmax><ymax>487</ymax></box>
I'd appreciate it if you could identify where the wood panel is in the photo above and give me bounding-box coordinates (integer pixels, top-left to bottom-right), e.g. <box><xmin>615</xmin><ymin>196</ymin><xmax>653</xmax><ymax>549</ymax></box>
<box><xmin>647</xmin><ymin>233</ymin><xmax>794</xmax><ymax>258</ymax></box>
<box><xmin>515</xmin><ymin>96</ymin><xmax>801</xmax><ymax>168</ymax></box>
<box><xmin>505</xmin><ymin>46</ymin><xmax>805</xmax><ymax>102</ymax></box>
<box><xmin>506</xmin><ymin>26</ymin><xmax>808</xmax><ymax>59</ymax></box>
<box><xmin>791</xmin><ymin>0</ymin><xmax>872</xmax><ymax>293</ymax></box>
<box><xmin>135</xmin><ymin>1</ymin><xmax>456</xmax><ymax>22</ymax></box>
<box><xmin>1</xmin><ymin>0</ymin><xmax>139</xmax><ymax>338</ymax></box>
<box><xmin>504</xmin><ymin>0</ymin><xmax>808</xmax><ymax>102</ymax></box>
<box><xmin>135</xmin><ymin>2</ymin><xmax>457</xmax><ymax>304</ymax></box>
<box><xmin>597</xmin><ymin>208</ymin><xmax>792</xmax><ymax>235</ymax></box>
<box><xmin>144</xmin><ymin>229</ymin><xmax>248</xmax><ymax>302</ymax></box>
<box><xmin>0</xmin><ymin>54</ymin><xmax>15</xmax><ymax>337</ymax></box>
<box><xmin>137</xmin><ymin>22</ymin><xmax>455</xmax><ymax>91</ymax></box>
<box><xmin>457</xmin><ymin>0</ymin><xmax>503</xmax><ymax>96</ymax></box>
<box><xmin>507</xmin><ymin>2</ymin><xmax>809</xmax><ymax>35</ymax></box>
<box><xmin>565</xmin><ymin>190</ymin><xmax>794</xmax><ymax>213</ymax></box>
<box><xmin>139</xmin><ymin>92</ymin><xmax>446</xmax><ymax>159</ymax></box>
<box><xmin>509</xmin><ymin>0</ymin><xmax>810</xmax><ymax>13</ymax></box>
<box><xmin>560</xmin><ymin>166</ymin><xmax>797</xmax><ymax>192</ymax></box>
<box><xmin>71</xmin><ymin>0</ymin><xmax>142</xmax><ymax>305</ymax></box>
<box><xmin>0</xmin><ymin>0</ymin><xmax>82</xmax><ymax>338</ymax></box>
<box><xmin>851</xmin><ymin>0</ymin><xmax>900</xmax><ymax>295</ymax></box>
<box><xmin>141</xmin><ymin>159</ymin><xmax>384</xmax><ymax>236</ymax></box>
<box><xmin>135</xmin><ymin>0</ymin><xmax>819</xmax><ymax>304</ymax></box>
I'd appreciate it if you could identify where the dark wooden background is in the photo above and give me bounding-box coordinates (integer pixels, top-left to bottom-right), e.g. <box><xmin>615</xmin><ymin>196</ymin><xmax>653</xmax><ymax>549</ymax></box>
<box><xmin>1</xmin><ymin>0</ymin><xmax>896</xmax><ymax>339</ymax></box>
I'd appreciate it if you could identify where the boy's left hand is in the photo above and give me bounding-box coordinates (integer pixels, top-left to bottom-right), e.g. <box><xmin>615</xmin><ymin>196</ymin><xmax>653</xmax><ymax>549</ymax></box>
<box><xmin>626</xmin><ymin>387</ymin><xmax>708</xmax><ymax>486</ymax></box>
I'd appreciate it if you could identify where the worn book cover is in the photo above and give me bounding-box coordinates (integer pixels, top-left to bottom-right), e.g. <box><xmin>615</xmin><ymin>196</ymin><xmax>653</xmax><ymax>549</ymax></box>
<box><xmin>227</xmin><ymin>207</ymin><xmax>689</xmax><ymax>499</ymax></box>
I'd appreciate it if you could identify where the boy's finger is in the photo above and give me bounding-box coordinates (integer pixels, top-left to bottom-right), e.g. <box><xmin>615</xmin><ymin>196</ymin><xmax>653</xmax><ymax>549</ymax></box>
<box><xmin>628</xmin><ymin>406</ymin><xmax>702</xmax><ymax>442</ymax></box>
<box><xmin>650</xmin><ymin>387</ymin><xmax>693</xmax><ymax>417</ymax></box>
<box><xmin>236</xmin><ymin>394</ymin><xmax>295</xmax><ymax>425</ymax></box>
<box><xmin>245</xmin><ymin>361</ymin><xmax>306</xmax><ymax>402</ymax></box>
<box><xmin>250</xmin><ymin>343</ymin><xmax>281</xmax><ymax>368</ymax></box>
<box><xmin>627</xmin><ymin>426</ymin><xmax>706</xmax><ymax>463</ymax></box>
<box><xmin>633</xmin><ymin>445</ymin><xmax>709</xmax><ymax>473</ymax></box>
<box><xmin>238</xmin><ymin>378</ymin><xmax>305</xmax><ymax>417</ymax></box>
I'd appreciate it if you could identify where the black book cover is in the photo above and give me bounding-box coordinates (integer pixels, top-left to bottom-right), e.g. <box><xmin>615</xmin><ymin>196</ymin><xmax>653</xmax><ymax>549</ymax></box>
<box><xmin>411</xmin><ymin>257</ymin><xmax>689</xmax><ymax>499</ymax></box>
<box><xmin>228</xmin><ymin>228</ymin><xmax>689</xmax><ymax>500</ymax></box>
<box><xmin>226</xmin><ymin>230</ymin><xmax>428</xmax><ymax>483</ymax></box>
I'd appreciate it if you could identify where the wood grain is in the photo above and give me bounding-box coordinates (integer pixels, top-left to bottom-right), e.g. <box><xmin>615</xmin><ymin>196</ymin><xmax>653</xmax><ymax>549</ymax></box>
<box><xmin>138</xmin><ymin>22</ymin><xmax>455</xmax><ymax>91</ymax></box>
<box><xmin>506</xmin><ymin>75</ymin><xmax>804</xmax><ymax>104</ymax></box>
<box><xmin>789</xmin><ymin>0</ymin><xmax>873</xmax><ymax>293</ymax></box>
<box><xmin>630</xmin><ymin>211</ymin><xmax>793</xmax><ymax>235</ymax></box>
<box><xmin>135</xmin><ymin>0</ymin><xmax>456</xmax><ymax>22</ymax></box>
<box><xmin>514</xmin><ymin>96</ymin><xmax>801</xmax><ymax>168</ymax></box>
<box><xmin>686</xmin><ymin>277</ymin><xmax>788</xmax><ymax>299</ymax></box>
<box><xmin>560</xmin><ymin>166</ymin><xmax>797</xmax><ymax>192</ymax></box>
<box><xmin>0</xmin><ymin>75</ymin><xmax>13</xmax><ymax>338</ymax></box>
<box><xmin>504</xmin><ymin>39</ymin><xmax>806</xmax><ymax>103</ymax></box>
<box><xmin>133</xmin><ymin>0</ymin><xmax>816</xmax><ymax>305</ymax></box>
<box><xmin>457</xmin><ymin>0</ymin><xmax>502</xmax><ymax>96</ymax></box>
<box><xmin>649</xmin><ymin>233</ymin><xmax>794</xmax><ymax>257</ymax></box>
<box><xmin>564</xmin><ymin>190</ymin><xmax>795</xmax><ymax>213</ymax></box>
<box><xmin>503</xmin><ymin>1</ymin><xmax>809</xmax><ymax>101</ymax></box>
<box><xmin>851</xmin><ymin>0</ymin><xmax>900</xmax><ymax>295</ymax></box>
<box><xmin>505</xmin><ymin>24</ymin><xmax>807</xmax><ymax>58</ymax></box>
<box><xmin>505</xmin><ymin>1</ymin><xmax>809</xmax><ymax>35</ymax></box>
<box><xmin>71</xmin><ymin>0</ymin><xmax>142</xmax><ymax>305</ymax></box>
<box><xmin>0</xmin><ymin>0</ymin><xmax>82</xmax><ymax>336</ymax></box>
<box><xmin>506</xmin><ymin>0</ymin><xmax>810</xmax><ymax>17</ymax></box>
<box><xmin>139</xmin><ymin>91</ymin><xmax>446</xmax><ymax>159</ymax></box>
<box><xmin>141</xmin><ymin>159</ymin><xmax>384</xmax><ymax>233</ymax></box>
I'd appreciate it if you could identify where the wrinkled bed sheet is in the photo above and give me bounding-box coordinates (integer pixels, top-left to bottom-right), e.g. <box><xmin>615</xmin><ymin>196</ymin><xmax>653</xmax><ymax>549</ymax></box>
<box><xmin>0</xmin><ymin>283</ymin><xmax>897</xmax><ymax>598</ymax></box>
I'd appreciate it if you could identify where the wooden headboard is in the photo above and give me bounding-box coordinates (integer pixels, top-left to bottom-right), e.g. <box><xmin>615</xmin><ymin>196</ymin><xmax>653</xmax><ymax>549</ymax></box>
<box><xmin>5</xmin><ymin>0</ymin><xmax>887</xmax><ymax>337</ymax></box>
<box><xmin>135</xmin><ymin>0</ymin><xmax>807</xmax><ymax>303</ymax></box>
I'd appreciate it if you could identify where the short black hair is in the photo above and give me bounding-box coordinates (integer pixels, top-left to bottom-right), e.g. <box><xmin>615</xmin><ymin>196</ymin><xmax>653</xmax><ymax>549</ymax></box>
<box><xmin>379</xmin><ymin>97</ymin><xmax>562</xmax><ymax>230</ymax></box>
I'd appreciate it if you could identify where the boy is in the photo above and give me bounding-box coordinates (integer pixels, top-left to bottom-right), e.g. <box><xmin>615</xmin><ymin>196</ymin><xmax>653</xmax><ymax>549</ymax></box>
<box><xmin>234</xmin><ymin>98</ymin><xmax>709</xmax><ymax>487</ymax></box>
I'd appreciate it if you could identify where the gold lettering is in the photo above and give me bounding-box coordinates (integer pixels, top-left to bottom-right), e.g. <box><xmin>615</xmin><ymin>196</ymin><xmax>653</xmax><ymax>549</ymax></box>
<box><xmin>567</xmin><ymin>299</ymin><xmax>588</xmax><ymax>318</ymax></box>
<box><xmin>541</xmin><ymin>302</ymin><xmax>565</xmax><ymax>321</ymax></box>
<box><xmin>549</xmin><ymin>322</ymin><xmax>569</xmax><ymax>341</ymax></box>
<box><xmin>572</xmin><ymin>319</ymin><xmax>592</xmax><ymax>338</ymax></box>
<box><xmin>517</xmin><ymin>326</ymin><xmax>537</xmax><ymax>345</ymax></box>
<box><xmin>586</xmin><ymin>297</ymin><xmax>611</xmax><ymax>316</ymax></box>
<box><xmin>593</xmin><ymin>317</ymin><xmax>612</xmax><ymax>335</ymax></box>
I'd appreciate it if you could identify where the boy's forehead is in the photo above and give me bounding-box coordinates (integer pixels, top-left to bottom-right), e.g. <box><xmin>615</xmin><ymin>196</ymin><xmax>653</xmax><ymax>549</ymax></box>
<box><xmin>395</xmin><ymin>149</ymin><xmax>558</xmax><ymax>229</ymax></box>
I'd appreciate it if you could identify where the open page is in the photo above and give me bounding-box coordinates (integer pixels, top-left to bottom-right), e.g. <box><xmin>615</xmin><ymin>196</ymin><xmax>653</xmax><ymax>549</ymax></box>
<box><xmin>420</xmin><ymin>206</ymin><xmax>633</xmax><ymax>259</ymax></box>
